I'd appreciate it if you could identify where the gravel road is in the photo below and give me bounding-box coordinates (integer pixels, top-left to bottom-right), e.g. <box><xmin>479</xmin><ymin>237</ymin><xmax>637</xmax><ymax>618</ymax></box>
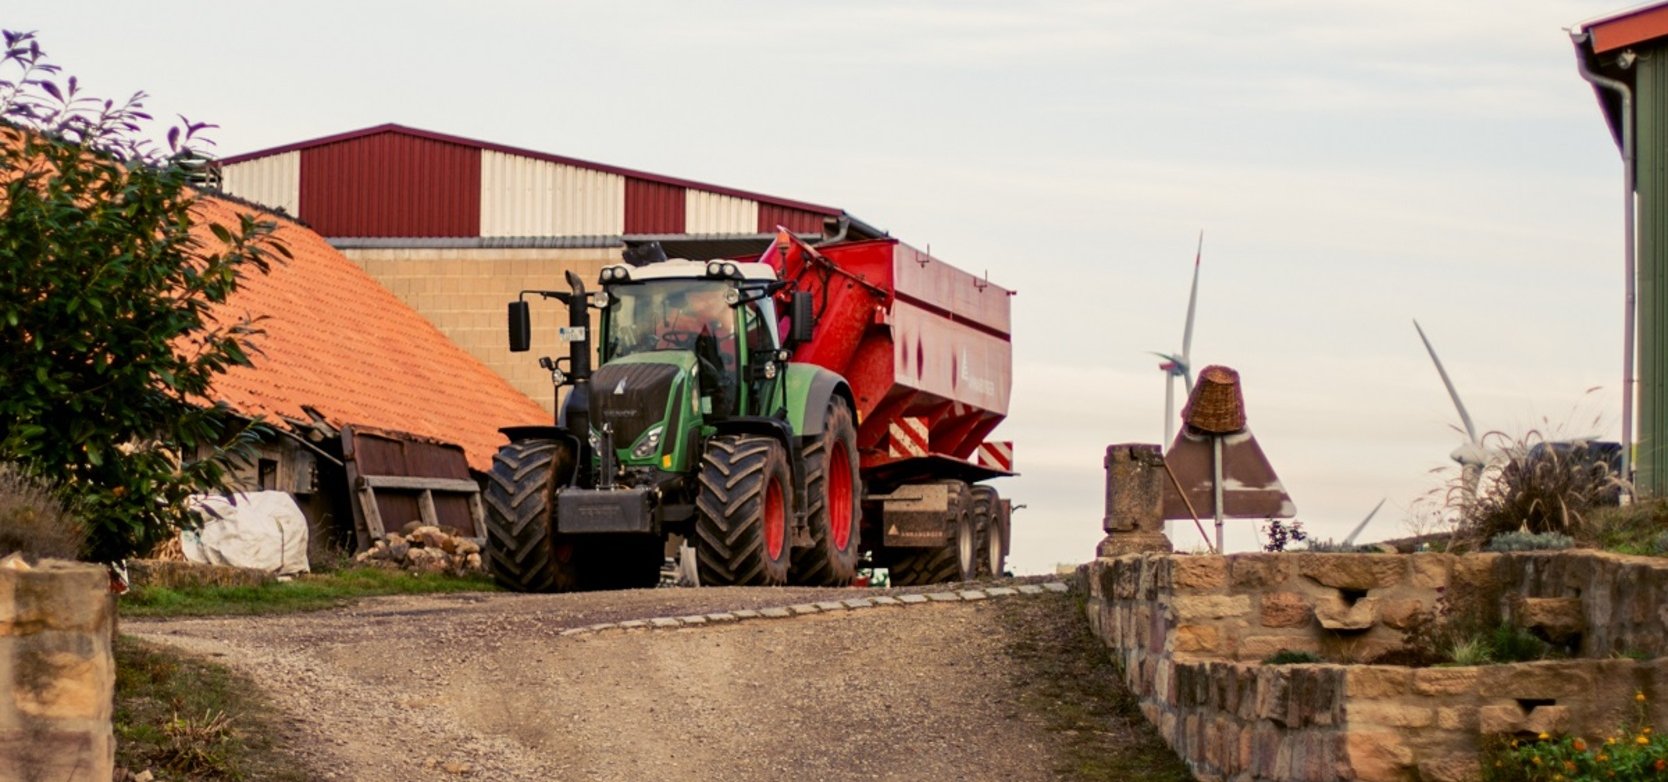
<box><xmin>129</xmin><ymin>582</ymin><xmax>1084</xmax><ymax>781</ymax></box>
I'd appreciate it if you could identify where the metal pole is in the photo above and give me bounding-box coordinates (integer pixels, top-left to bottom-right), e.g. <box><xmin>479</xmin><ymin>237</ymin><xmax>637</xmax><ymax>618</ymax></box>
<box><xmin>1212</xmin><ymin>436</ymin><xmax>1225</xmax><ymax>553</ymax></box>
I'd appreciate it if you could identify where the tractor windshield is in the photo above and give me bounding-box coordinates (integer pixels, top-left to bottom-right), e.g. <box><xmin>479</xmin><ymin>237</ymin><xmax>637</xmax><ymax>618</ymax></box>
<box><xmin>602</xmin><ymin>279</ymin><xmax>738</xmax><ymax>361</ymax></box>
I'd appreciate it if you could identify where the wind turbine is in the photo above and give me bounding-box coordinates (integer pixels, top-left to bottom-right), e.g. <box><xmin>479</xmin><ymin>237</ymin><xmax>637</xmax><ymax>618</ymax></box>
<box><xmin>1154</xmin><ymin>231</ymin><xmax>1203</xmax><ymax>449</ymax></box>
<box><xmin>1413</xmin><ymin>320</ymin><xmax>1497</xmax><ymax>506</ymax></box>
<box><xmin>1342</xmin><ymin>498</ymin><xmax>1387</xmax><ymax>548</ymax></box>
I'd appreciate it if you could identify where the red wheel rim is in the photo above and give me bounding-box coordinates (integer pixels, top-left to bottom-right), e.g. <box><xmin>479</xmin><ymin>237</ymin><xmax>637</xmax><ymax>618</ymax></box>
<box><xmin>828</xmin><ymin>444</ymin><xmax>854</xmax><ymax>550</ymax></box>
<box><xmin>765</xmin><ymin>473</ymin><xmax>786</xmax><ymax>560</ymax></box>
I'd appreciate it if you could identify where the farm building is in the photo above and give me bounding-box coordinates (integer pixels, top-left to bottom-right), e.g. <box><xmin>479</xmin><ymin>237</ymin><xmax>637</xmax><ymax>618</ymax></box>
<box><xmin>213</xmin><ymin>124</ymin><xmax>878</xmax><ymax>411</ymax></box>
<box><xmin>1575</xmin><ymin>3</ymin><xmax>1668</xmax><ymax>496</ymax></box>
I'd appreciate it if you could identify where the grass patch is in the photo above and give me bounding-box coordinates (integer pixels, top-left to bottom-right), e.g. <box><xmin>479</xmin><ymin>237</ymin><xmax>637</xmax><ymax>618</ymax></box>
<box><xmin>997</xmin><ymin>592</ymin><xmax>1193</xmax><ymax>781</ymax></box>
<box><xmin>121</xmin><ymin>565</ymin><xmax>497</xmax><ymax>617</ymax></box>
<box><xmin>115</xmin><ymin>635</ymin><xmax>308</xmax><ymax>781</ymax></box>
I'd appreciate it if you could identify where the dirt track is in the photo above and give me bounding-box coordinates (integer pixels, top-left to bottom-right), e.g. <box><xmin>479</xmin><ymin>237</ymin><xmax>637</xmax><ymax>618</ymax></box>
<box><xmin>128</xmin><ymin>582</ymin><xmax>1093</xmax><ymax>781</ymax></box>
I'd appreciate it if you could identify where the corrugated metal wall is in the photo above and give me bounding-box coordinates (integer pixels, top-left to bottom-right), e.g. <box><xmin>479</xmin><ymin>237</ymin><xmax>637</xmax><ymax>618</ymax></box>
<box><xmin>1639</xmin><ymin>50</ymin><xmax>1668</xmax><ymax>496</ymax></box>
<box><xmin>757</xmin><ymin>203</ymin><xmax>828</xmax><ymax>234</ymax></box>
<box><xmin>624</xmin><ymin>178</ymin><xmax>686</xmax><ymax>233</ymax></box>
<box><xmin>299</xmin><ymin>133</ymin><xmax>481</xmax><ymax>237</ymax></box>
<box><xmin>221</xmin><ymin>152</ymin><xmax>301</xmax><ymax>217</ymax></box>
<box><xmin>685</xmin><ymin>190</ymin><xmax>759</xmax><ymax>234</ymax></box>
<box><xmin>479</xmin><ymin>150</ymin><xmax>625</xmax><ymax>237</ymax></box>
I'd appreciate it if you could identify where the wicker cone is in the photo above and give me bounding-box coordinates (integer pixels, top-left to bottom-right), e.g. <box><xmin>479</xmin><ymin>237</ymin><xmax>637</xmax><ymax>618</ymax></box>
<box><xmin>1182</xmin><ymin>365</ymin><xmax>1246</xmax><ymax>434</ymax></box>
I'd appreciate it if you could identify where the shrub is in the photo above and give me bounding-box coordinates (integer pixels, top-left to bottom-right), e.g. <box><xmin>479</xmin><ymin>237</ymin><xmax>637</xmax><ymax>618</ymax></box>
<box><xmin>1461</xmin><ymin>431</ymin><xmax>1625</xmax><ymax>547</ymax></box>
<box><xmin>1303</xmin><ymin>539</ymin><xmax>1378</xmax><ymax>553</ymax></box>
<box><xmin>1261</xmin><ymin>519</ymin><xmax>1307</xmax><ymax>552</ymax></box>
<box><xmin>1262</xmin><ymin>649</ymin><xmax>1324</xmax><ymax>665</ymax></box>
<box><xmin>1485</xmin><ymin>691</ymin><xmax>1668</xmax><ymax>781</ymax></box>
<box><xmin>1485</xmin><ymin>531</ymin><xmax>1577</xmax><ymax>553</ymax></box>
<box><xmin>0</xmin><ymin>462</ymin><xmax>83</xmax><ymax>560</ymax></box>
<box><xmin>0</xmin><ymin>31</ymin><xmax>286</xmax><ymax>562</ymax></box>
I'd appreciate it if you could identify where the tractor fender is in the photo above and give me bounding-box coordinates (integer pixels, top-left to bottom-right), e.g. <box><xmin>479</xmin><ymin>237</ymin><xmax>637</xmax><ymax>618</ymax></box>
<box><xmin>789</xmin><ymin>366</ymin><xmax>854</xmax><ymax>436</ymax></box>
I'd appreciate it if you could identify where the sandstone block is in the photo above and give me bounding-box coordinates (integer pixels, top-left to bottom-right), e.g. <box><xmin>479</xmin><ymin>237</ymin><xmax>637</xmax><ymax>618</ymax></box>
<box><xmin>1413</xmin><ymin>667</ymin><xmax>1479</xmax><ymax>696</ymax></box>
<box><xmin>1238</xmin><ymin>635</ymin><xmax>1321</xmax><ymax>661</ymax></box>
<box><xmin>1377</xmin><ymin>598</ymin><xmax>1426</xmax><ymax>630</ymax></box>
<box><xmin>1347</xmin><ymin>700</ymin><xmax>1434</xmax><ymax>728</ymax></box>
<box><xmin>1436</xmin><ymin>707</ymin><xmax>1474</xmax><ymax>731</ymax></box>
<box><xmin>1523</xmin><ymin>704</ymin><xmax>1570</xmax><ymax>735</ymax></box>
<box><xmin>1345</xmin><ymin>667</ymin><xmax>1412</xmax><ymax>698</ymax></box>
<box><xmin>1451</xmin><ymin>553</ymin><xmax>1504</xmax><ymax>592</ymax></box>
<box><xmin>1171</xmin><ymin>556</ymin><xmax>1228</xmax><ymax>592</ymax></box>
<box><xmin>1260</xmin><ymin>592</ymin><xmax>1312</xmax><ymax>628</ymax></box>
<box><xmin>8</xmin><ymin>563</ymin><xmax>110</xmax><ymax>633</ymax></box>
<box><xmin>1315</xmin><ymin>595</ymin><xmax>1380</xmax><ymax>631</ymax></box>
<box><xmin>1477</xmin><ymin>703</ymin><xmax>1524</xmax><ymax>734</ymax></box>
<box><xmin>1301</xmin><ymin>554</ymin><xmax>1406</xmax><ymax>590</ymax></box>
<box><xmin>1097</xmin><ymin>534</ymin><xmax>1173</xmax><ymax>558</ymax></box>
<box><xmin>1174</xmin><ymin>624</ymin><xmax>1223</xmax><ymax>655</ymax></box>
<box><xmin>1512</xmin><ymin>597</ymin><xmax>1585</xmax><ymax>644</ymax></box>
<box><xmin>1230</xmin><ymin>555</ymin><xmax>1296</xmax><ymax>589</ymax></box>
<box><xmin>1418</xmin><ymin>755</ymin><xmax>1482</xmax><ymax>782</ymax></box>
<box><xmin>1172</xmin><ymin>594</ymin><xmax>1252</xmax><ymax>622</ymax></box>
<box><xmin>1345</xmin><ymin>730</ymin><xmax>1413</xmax><ymax>780</ymax></box>
<box><xmin>1409</xmin><ymin>554</ymin><xmax>1453</xmax><ymax>589</ymax></box>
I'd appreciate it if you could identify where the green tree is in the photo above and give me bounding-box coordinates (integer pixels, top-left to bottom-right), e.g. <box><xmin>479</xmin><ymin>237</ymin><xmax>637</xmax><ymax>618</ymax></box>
<box><xmin>0</xmin><ymin>30</ymin><xmax>288</xmax><ymax>562</ymax></box>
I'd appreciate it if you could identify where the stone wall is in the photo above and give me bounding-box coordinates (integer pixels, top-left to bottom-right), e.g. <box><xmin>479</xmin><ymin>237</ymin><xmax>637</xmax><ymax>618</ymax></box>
<box><xmin>1084</xmin><ymin>551</ymin><xmax>1668</xmax><ymax>782</ymax></box>
<box><xmin>0</xmin><ymin>559</ymin><xmax>114</xmax><ymax>781</ymax></box>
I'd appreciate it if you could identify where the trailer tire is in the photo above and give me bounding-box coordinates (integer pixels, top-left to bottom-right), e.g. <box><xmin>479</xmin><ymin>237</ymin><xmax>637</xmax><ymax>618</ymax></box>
<box><xmin>971</xmin><ymin>485</ymin><xmax>1006</xmax><ymax>577</ymax></box>
<box><xmin>886</xmin><ymin>481</ymin><xmax>976</xmax><ymax>586</ymax></box>
<box><xmin>791</xmin><ymin>400</ymin><xmax>862</xmax><ymax>586</ymax></box>
<box><xmin>694</xmin><ymin>435</ymin><xmax>793</xmax><ymax>586</ymax></box>
<box><xmin>484</xmin><ymin>439</ymin><xmax>579</xmax><ymax>593</ymax></box>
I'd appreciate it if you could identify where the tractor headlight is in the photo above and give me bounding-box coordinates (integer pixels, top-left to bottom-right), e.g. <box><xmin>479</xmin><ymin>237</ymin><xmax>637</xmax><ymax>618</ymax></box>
<box><xmin>706</xmin><ymin>261</ymin><xmax>724</xmax><ymax>277</ymax></box>
<box><xmin>600</xmin><ymin>265</ymin><xmax>631</xmax><ymax>283</ymax></box>
<box><xmin>722</xmin><ymin>262</ymin><xmax>740</xmax><ymax>278</ymax></box>
<box><xmin>724</xmin><ymin>288</ymin><xmax>741</xmax><ymax>306</ymax></box>
<box><xmin>589</xmin><ymin>291</ymin><xmax>611</xmax><ymax>309</ymax></box>
<box><xmin>631</xmin><ymin>425</ymin><xmax>664</xmax><ymax>459</ymax></box>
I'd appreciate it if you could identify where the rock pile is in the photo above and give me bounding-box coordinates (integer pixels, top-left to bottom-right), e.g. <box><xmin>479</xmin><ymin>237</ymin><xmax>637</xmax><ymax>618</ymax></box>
<box><xmin>353</xmin><ymin>522</ymin><xmax>483</xmax><ymax>575</ymax></box>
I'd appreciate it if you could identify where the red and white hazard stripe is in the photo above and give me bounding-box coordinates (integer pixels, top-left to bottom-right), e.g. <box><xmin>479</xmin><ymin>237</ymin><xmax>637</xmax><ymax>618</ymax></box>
<box><xmin>975</xmin><ymin>441</ymin><xmax>1014</xmax><ymax>471</ymax></box>
<box><xmin>888</xmin><ymin>416</ymin><xmax>930</xmax><ymax>458</ymax></box>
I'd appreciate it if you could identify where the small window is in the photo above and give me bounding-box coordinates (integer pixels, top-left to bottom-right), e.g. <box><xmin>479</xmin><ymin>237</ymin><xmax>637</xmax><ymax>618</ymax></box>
<box><xmin>258</xmin><ymin>459</ymin><xmax>278</xmax><ymax>491</ymax></box>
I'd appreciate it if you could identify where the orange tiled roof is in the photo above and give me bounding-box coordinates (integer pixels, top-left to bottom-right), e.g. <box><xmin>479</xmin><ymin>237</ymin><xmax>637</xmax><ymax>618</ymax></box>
<box><xmin>196</xmin><ymin>195</ymin><xmax>548</xmax><ymax>471</ymax></box>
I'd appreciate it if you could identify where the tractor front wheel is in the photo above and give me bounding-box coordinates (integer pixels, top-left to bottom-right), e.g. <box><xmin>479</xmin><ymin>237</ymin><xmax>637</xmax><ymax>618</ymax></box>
<box><xmin>693</xmin><ymin>435</ymin><xmax>793</xmax><ymax>586</ymax></box>
<box><xmin>791</xmin><ymin>400</ymin><xmax>862</xmax><ymax>586</ymax></box>
<box><xmin>483</xmin><ymin>439</ymin><xmax>579</xmax><ymax>592</ymax></box>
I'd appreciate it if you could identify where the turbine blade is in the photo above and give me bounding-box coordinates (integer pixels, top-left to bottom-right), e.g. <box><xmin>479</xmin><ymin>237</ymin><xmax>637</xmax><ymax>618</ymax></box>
<box><xmin>1181</xmin><ymin>230</ymin><xmax>1202</xmax><ymax>361</ymax></box>
<box><xmin>1342</xmin><ymin>498</ymin><xmax>1387</xmax><ymax>546</ymax></box>
<box><xmin>1413</xmin><ymin>319</ymin><xmax>1479</xmax><ymax>444</ymax></box>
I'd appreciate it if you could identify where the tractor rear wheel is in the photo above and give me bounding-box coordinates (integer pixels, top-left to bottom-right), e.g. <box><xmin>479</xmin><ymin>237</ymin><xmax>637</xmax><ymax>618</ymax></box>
<box><xmin>886</xmin><ymin>480</ymin><xmax>976</xmax><ymax>586</ymax></box>
<box><xmin>694</xmin><ymin>435</ymin><xmax>793</xmax><ymax>586</ymax></box>
<box><xmin>483</xmin><ymin>439</ymin><xmax>579</xmax><ymax>592</ymax></box>
<box><xmin>791</xmin><ymin>400</ymin><xmax>862</xmax><ymax>586</ymax></box>
<box><xmin>971</xmin><ymin>485</ymin><xmax>1007</xmax><ymax>577</ymax></box>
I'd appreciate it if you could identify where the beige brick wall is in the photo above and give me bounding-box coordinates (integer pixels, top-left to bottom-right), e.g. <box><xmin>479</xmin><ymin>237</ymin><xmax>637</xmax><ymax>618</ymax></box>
<box><xmin>0</xmin><ymin>559</ymin><xmax>114</xmax><ymax>781</ymax></box>
<box><xmin>342</xmin><ymin>247</ymin><xmax>618</xmax><ymax>417</ymax></box>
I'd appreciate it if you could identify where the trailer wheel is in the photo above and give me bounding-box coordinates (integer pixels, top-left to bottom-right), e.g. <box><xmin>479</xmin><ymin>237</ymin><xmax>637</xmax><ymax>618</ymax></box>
<box><xmin>791</xmin><ymin>400</ymin><xmax>862</xmax><ymax>586</ymax></box>
<box><xmin>694</xmin><ymin>435</ymin><xmax>793</xmax><ymax>586</ymax></box>
<box><xmin>886</xmin><ymin>481</ymin><xmax>976</xmax><ymax>586</ymax></box>
<box><xmin>484</xmin><ymin>439</ymin><xmax>579</xmax><ymax>592</ymax></box>
<box><xmin>972</xmin><ymin>486</ymin><xmax>1006</xmax><ymax>577</ymax></box>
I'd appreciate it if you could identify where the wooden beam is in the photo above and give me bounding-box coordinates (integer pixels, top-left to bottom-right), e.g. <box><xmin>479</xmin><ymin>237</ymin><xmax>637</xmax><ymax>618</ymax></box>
<box><xmin>357</xmin><ymin>475</ymin><xmax>480</xmax><ymax>493</ymax></box>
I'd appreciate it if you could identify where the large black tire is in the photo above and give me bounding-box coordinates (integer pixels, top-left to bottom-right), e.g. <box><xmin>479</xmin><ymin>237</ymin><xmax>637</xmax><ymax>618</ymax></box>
<box><xmin>791</xmin><ymin>400</ymin><xmax>862</xmax><ymax>586</ymax></box>
<box><xmin>971</xmin><ymin>485</ymin><xmax>1006</xmax><ymax>578</ymax></box>
<box><xmin>484</xmin><ymin>439</ymin><xmax>578</xmax><ymax>592</ymax></box>
<box><xmin>886</xmin><ymin>481</ymin><xmax>976</xmax><ymax>586</ymax></box>
<box><xmin>694</xmin><ymin>435</ymin><xmax>793</xmax><ymax>586</ymax></box>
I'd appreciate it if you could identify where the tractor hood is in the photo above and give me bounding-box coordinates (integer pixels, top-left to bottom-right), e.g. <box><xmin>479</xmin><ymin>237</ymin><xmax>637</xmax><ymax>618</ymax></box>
<box><xmin>590</xmin><ymin>352</ymin><xmax>696</xmax><ymax>464</ymax></box>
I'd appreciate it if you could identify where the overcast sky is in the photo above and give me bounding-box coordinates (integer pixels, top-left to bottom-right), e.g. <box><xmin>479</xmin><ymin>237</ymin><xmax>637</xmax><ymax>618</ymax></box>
<box><xmin>11</xmin><ymin>1</ymin><xmax>1641</xmax><ymax>572</ymax></box>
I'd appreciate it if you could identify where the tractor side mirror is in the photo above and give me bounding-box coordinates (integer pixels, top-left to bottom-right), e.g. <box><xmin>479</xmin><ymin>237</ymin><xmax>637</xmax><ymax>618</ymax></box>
<box><xmin>789</xmin><ymin>291</ymin><xmax>815</xmax><ymax>345</ymax></box>
<box><xmin>508</xmin><ymin>300</ymin><xmax>531</xmax><ymax>352</ymax></box>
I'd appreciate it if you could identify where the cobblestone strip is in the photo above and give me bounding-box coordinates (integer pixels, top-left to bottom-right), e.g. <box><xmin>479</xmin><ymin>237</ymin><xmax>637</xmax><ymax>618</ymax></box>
<box><xmin>576</xmin><ymin>581</ymin><xmax>1070</xmax><ymax>637</ymax></box>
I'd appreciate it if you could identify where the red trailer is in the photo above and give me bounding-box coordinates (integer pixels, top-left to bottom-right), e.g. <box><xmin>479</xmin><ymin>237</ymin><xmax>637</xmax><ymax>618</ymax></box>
<box><xmin>765</xmin><ymin>232</ymin><xmax>1016</xmax><ymax>582</ymax></box>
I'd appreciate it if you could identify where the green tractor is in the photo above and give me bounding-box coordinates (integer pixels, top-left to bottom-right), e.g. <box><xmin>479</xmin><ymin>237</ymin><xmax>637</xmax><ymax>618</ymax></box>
<box><xmin>486</xmin><ymin>257</ymin><xmax>862</xmax><ymax>591</ymax></box>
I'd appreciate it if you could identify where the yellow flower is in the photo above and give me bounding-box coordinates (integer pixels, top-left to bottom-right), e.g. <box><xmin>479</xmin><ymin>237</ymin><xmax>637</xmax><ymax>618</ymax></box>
<box><xmin>1574</xmin><ymin>738</ymin><xmax>1588</xmax><ymax>752</ymax></box>
<box><xmin>1598</xmin><ymin>753</ymin><xmax>1609</xmax><ymax>762</ymax></box>
<box><xmin>1541</xmin><ymin>732</ymin><xmax>1552</xmax><ymax>740</ymax></box>
<box><xmin>1533</xmin><ymin>756</ymin><xmax>1543</xmax><ymax>765</ymax></box>
<box><xmin>1608</xmin><ymin>736</ymin><xmax>1619</xmax><ymax>746</ymax></box>
<box><xmin>1637</xmin><ymin>735</ymin><xmax>1650</xmax><ymax>746</ymax></box>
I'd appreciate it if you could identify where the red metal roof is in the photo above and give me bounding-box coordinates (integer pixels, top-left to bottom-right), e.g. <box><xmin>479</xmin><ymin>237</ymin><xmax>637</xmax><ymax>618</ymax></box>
<box><xmin>196</xmin><ymin>196</ymin><xmax>548</xmax><ymax>471</ymax></box>
<box><xmin>222</xmin><ymin>123</ymin><xmax>841</xmax><ymax>217</ymax></box>
<box><xmin>1579</xmin><ymin>1</ymin><xmax>1668</xmax><ymax>53</ymax></box>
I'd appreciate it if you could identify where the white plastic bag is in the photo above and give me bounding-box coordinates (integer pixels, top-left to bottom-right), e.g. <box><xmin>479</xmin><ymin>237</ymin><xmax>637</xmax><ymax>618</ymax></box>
<box><xmin>182</xmin><ymin>491</ymin><xmax>311</xmax><ymax>576</ymax></box>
